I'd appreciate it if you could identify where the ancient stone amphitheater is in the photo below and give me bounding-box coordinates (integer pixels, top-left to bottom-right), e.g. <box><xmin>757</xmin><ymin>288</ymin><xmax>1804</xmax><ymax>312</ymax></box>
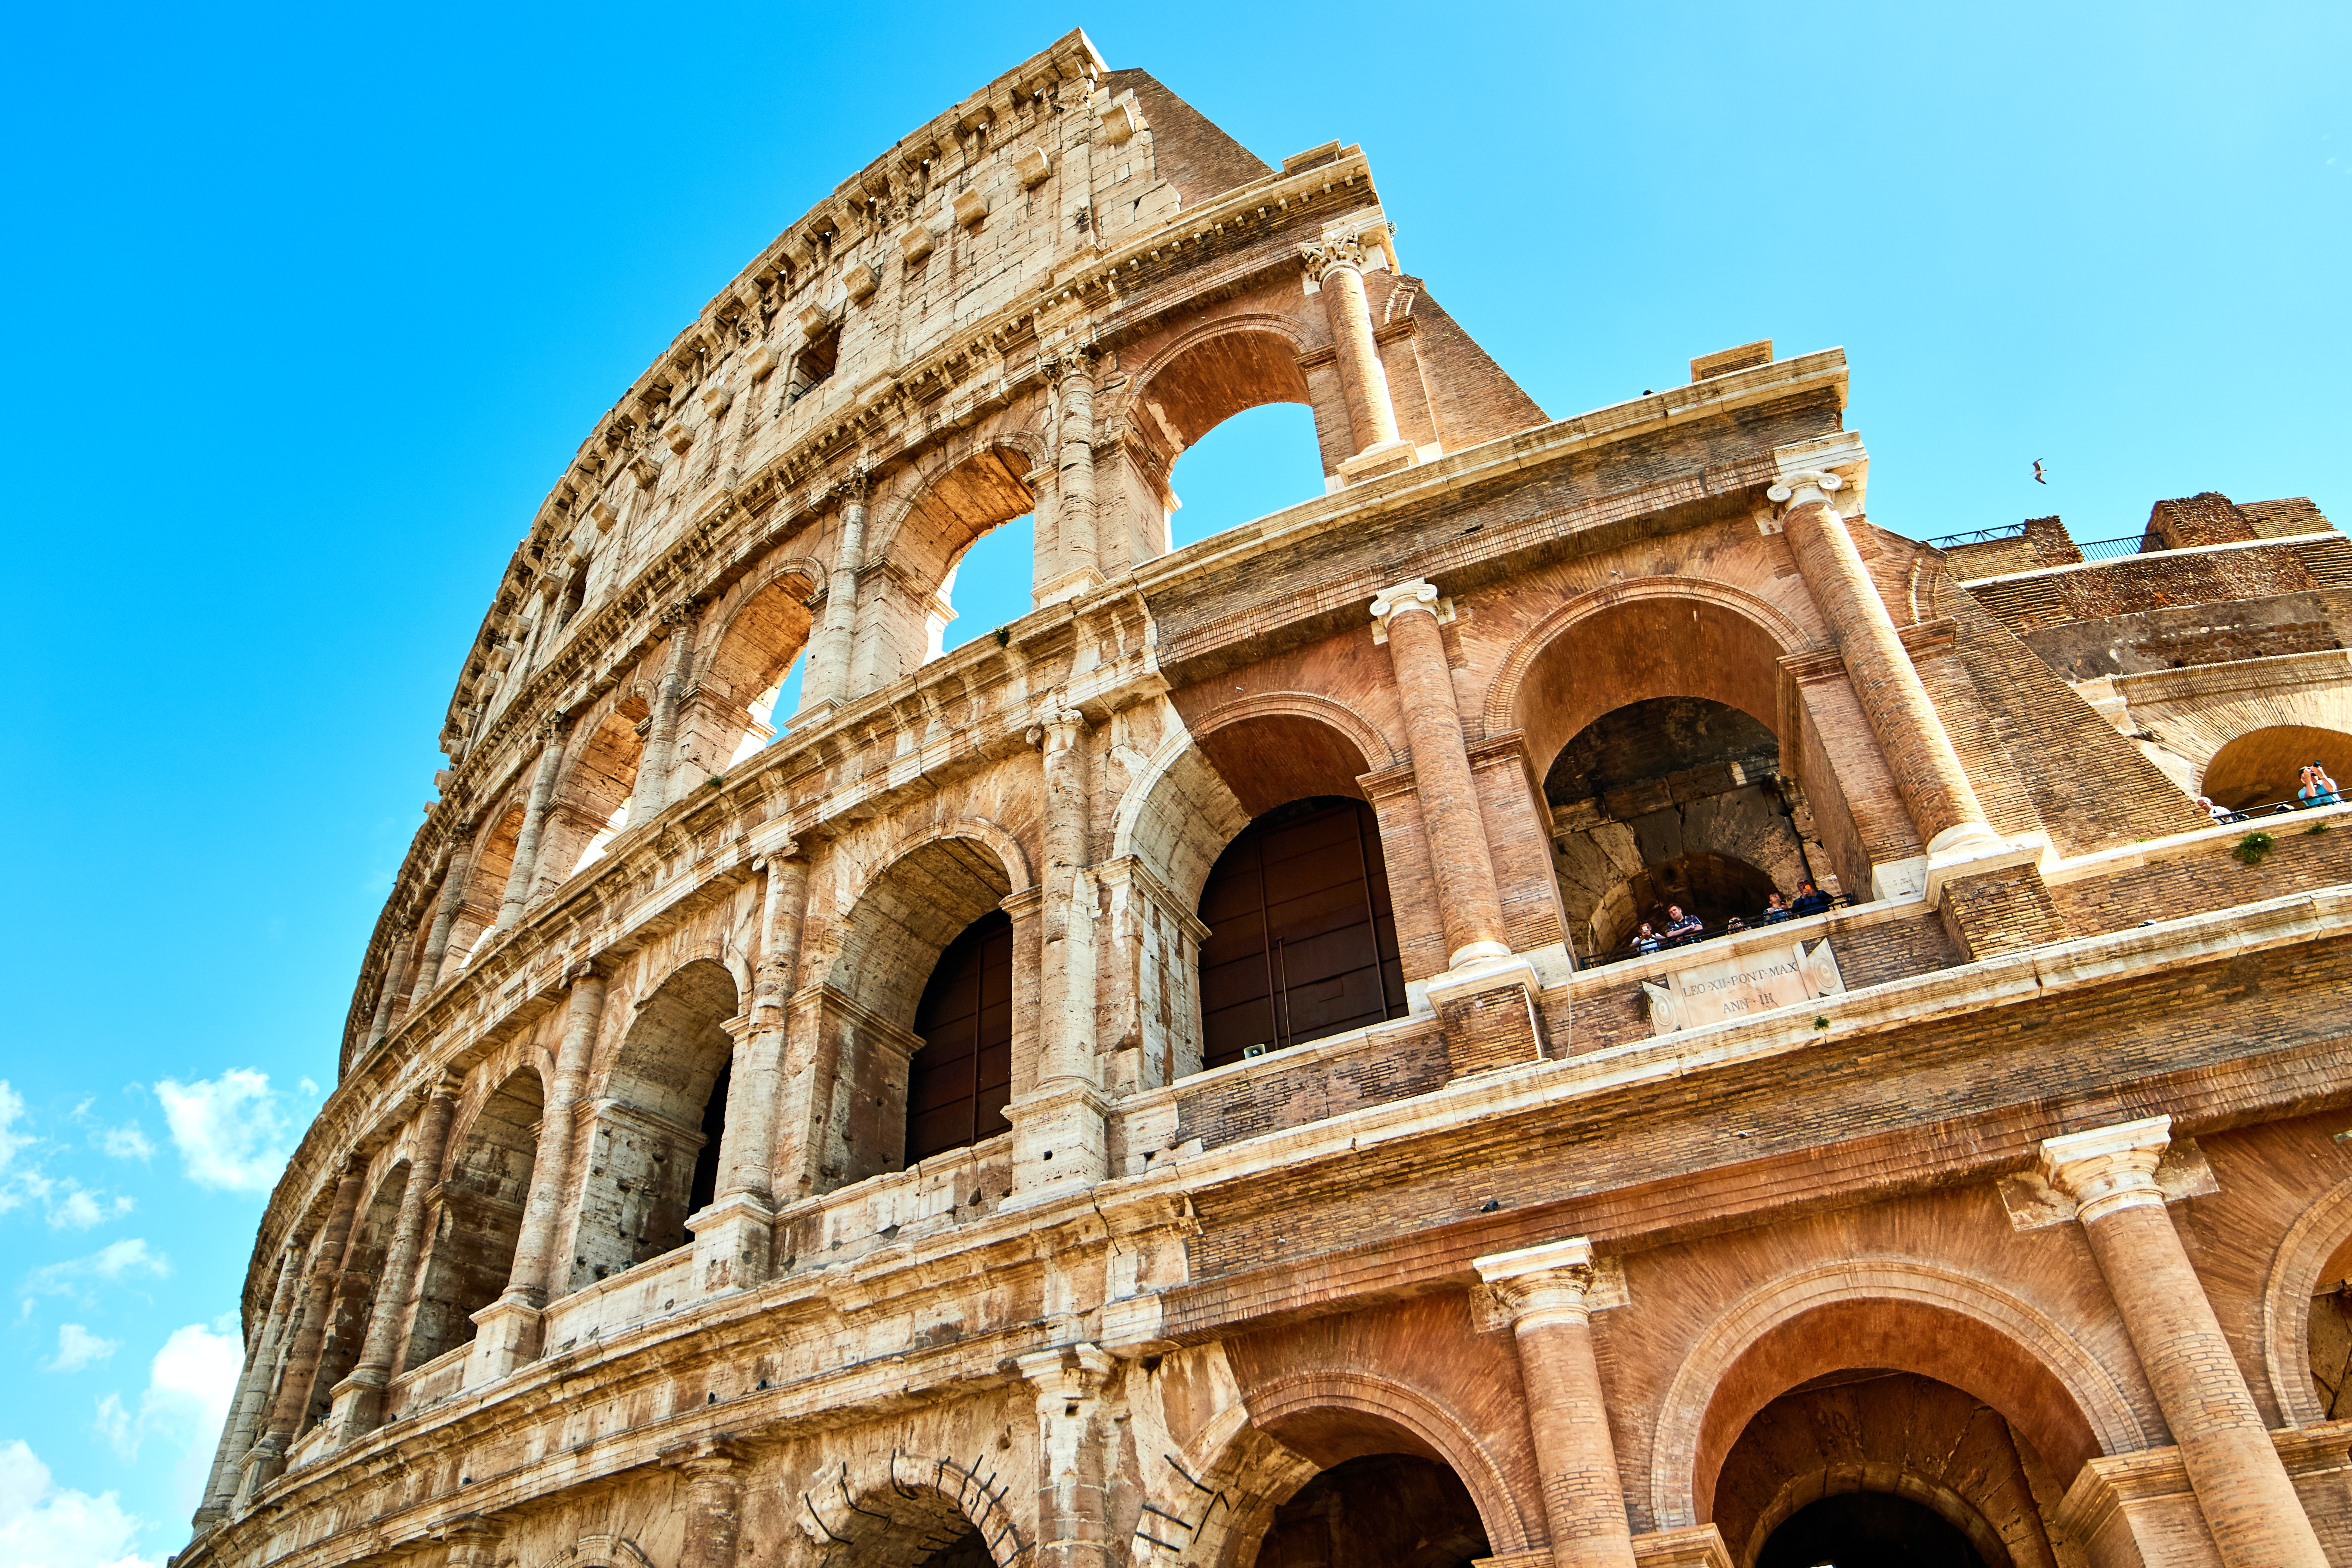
<box><xmin>187</xmin><ymin>30</ymin><xmax>2352</xmax><ymax>1568</ymax></box>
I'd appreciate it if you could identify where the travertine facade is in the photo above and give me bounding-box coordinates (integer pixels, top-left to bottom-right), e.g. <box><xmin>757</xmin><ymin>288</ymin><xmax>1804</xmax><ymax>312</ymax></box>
<box><xmin>187</xmin><ymin>33</ymin><xmax>2352</xmax><ymax>1568</ymax></box>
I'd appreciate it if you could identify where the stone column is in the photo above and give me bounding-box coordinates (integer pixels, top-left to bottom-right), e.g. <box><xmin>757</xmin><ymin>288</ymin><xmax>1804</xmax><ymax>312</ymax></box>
<box><xmin>629</xmin><ymin>603</ymin><xmax>700</xmax><ymax>821</ymax></box>
<box><xmin>497</xmin><ymin>721</ymin><xmax>568</xmax><ymax>929</ymax></box>
<box><xmin>410</xmin><ymin>836</ymin><xmax>474</xmax><ymax>1008</ymax></box>
<box><xmin>468</xmin><ymin>965</ymin><xmax>605</xmax><ymax>1385</ymax></box>
<box><xmin>1009</xmin><ymin>706</ymin><xmax>1107</xmax><ymax>1204</ymax></box>
<box><xmin>2041</xmin><ymin>1117</ymin><xmax>2330</xmax><ymax>1567</ymax></box>
<box><xmin>1371</xmin><ymin>580</ymin><xmax>1509</xmax><ymax>970</ymax></box>
<box><xmin>238</xmin><ymin>1162</ymin><xmax>365</xmax><ymax>1502</ymax></box>
<box><xmin>192</xmin><ymin>1240</ymin><xmax>306</xmax><ymax>1528</ymax></box>
<box><xmin>1302</xmin><ymin>238</ymin><xmax>1400</xmax><ymax>460</ymax></box>
<box><xmin>361</xmin><ymin>928</ymin><xmax>416</xmax><ymax>1056</ymax></box>
<box><xmin>804</xmin><ymin>478</ymin><xmax>869</xmax><ymax>713</ymax></box>
<box><xmin>326</xmin><ymin>1077</ymin><xmax>461</xmax><ymax>1444</ymax></box>
<box><xmin>1474</xmin><ymin>1238</ymin><xmax>1638</xmax><ymax>1568</ymax></box>
<box><xmin>1772</xmin><ymin>470</ymin><xmax>2003</xmax><ymax>863</ymax></box>
<box><xmin>439</xmin><ymin>1515</ymin><xmax>502</xmax><ymax>1568</ymax></box>
<box><xmin>1017</xmin><ymin>1344</ymin><xmax>1118</xmax><ymax>1568</ymax></box>
<box><xmin>660</xmin><ymin>1436</ymin><xmax>749</xmax><ymax>1568</ymax></box>
<box><xmin>1046</xmin><ymin>354</ymin><xmax>1101</xmax><ymax>601</ymax></box>
<box><xmin>693</xmin><ymin>847</ymin><xmax>808</xmax><ymax>1293</ymax></box>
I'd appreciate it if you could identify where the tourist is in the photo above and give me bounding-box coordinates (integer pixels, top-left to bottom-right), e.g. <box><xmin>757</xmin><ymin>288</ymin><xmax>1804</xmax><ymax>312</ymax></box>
<box><xmin>2197</xmin><ymin>794</ymin><xmax>2230</xmax><ymax>824</ymax></box>
<box><xmin>1632</xmin><ymin>922</ymin><xmax>1663</xmax><ymax>955</ymax></box>
<box><xmin>1792</xmin><ymin>880</ymin><xmax>1834</xmax><ymax>917</ymax></box>
<box><xmin>1759</xmin><ymin>891</ymin><xmax>1793</xmax><ymax>924</ymax></box>
<box><xmin>2299</xmin><ymin>764</ymin><xmax>2342</xmax><ymax>808</ymax></box>
<box><xmin>1665</xmin><ymin>905</ymin><xmax>1704</xmax><ymax>943</ymax></box>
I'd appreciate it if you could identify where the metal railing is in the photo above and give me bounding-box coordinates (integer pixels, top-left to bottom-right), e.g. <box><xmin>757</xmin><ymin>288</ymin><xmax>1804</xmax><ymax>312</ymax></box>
<box><xmin>1921</xmin><ymin>522</ymin><xmax>2028</xmax><ymax>549</ymax></box>
<box><xmin>2075</xmin><ymin>535</ymin><xmax>2148</xmax><ymax>562</ymax></box>
<box><xmin>1579</xmin><ymin>894</ymin><xmax>1860</xmax><ymax>971</ymax></box>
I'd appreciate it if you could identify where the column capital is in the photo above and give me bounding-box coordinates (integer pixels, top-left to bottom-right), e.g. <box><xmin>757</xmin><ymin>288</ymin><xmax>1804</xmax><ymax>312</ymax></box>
<box><xmin>833</xmin><ymin>469</ymin><xmax>870</xmax><ymax>504</ymax></box>
<box><xmin>1369</xmin><ymin>578</ymin><xmax>1448</xmax><ymax>642</ymax></box>
<box><xmin>2040</xmin><ymin>1115</ymin><xmax>2171</xmax><ymax>1224</ymax></box>
<box><xmin>659</xmin><ymin>1432</ymin><xmax>750</xmax><ymax>1479</ymax></box>
<box><xmin>1475</xmin><ymin>1237</ymin><xmax>1604</xmax><ymax>1328</ymax></box>
<box><xmin>1015</xmin><ymin>1341</ymin><xmax>1116</xmax><ymax>1401</ymax></box>
<box><xmin>1031</xmin><ymin>704</ymin><xmax>1089</xmax><ymax>753</ymax></box>
<box><xmin>1766</xmin><ymin>469</ymin><xmax>1845</xmax><ymax>509</ymax></box>
<box><xmin>1299</xmin><ymin>235</ymin><xmax>1371</xmax><ymax>282</ymax></box>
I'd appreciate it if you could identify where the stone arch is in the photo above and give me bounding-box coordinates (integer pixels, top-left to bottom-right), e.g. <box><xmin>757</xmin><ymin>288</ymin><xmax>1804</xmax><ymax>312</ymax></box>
<box><xmin>814</xmin><ymin>828</ymin><xmax>1026</xmax><ymax>1188</ymax></box>
<box><xmin>2097</xmin><ymin>649</ymin><xmax>2352</xmax><ymax>803</ymax></box>
<box><xmin>1649</xmin><ymin>1258</ymin><xmax>2147</xmax><ymax>1531</ymax></box>
<box><xmin>685</xmin><ymin>554</ymin><xmax>828</xmax><ymax>778</ymax></box>
<box><xmin>797</xmin><ymin>1451</ymin><xmax>1025</xmax><ymax>1568</ymax></box>
<box><xmin>533</xmin><ymin>1536</ymin><xmax>656</xmax><ymax>1568</ymax></box>
<box><xmin>2199</xmin><ymin>722</ymin><xmax>2352</xmax><ymax>813</ymax></box>
<box><xmin>1112</xmin><ymin>731</ymin><xmax>1254</xmax><ymax>919</ymax></box>
<box><xmin>1117</xmin><ymin>314</ymin><xmax>1326</xmax><ymax>488</ymax></box>
<box><xmin>303</xmin><ymin>1159</ymin><xmax>409</xmax><ymax>1432</ymax></box>
<box><xmin>868</xmin><ymin>432</ymin><xmax>1053</xmax><ymax>578</ymax></box>
<box><xmin>447</xmin><ymin>791</ymin><xmax>530</xmax><ymax>976</ymax></box>
<box><xmin>1241</xmin><ymin>1370</ymin><xmax>1540</xmax><ymax>1555</ymax></box>
<box><xmin>2262</xmin><ymin>1169</ymin><xmax>2352</xmax><ymax>1426</ymax></box>
<box><xmin>1482</xmin><ymin>577</ymin><xmax>1813</xmax><ymax>763</ymax></box>
<box><xmin>538</xmin><ymin>692</ymin><xmax>649</xmax><ymax>891</ymax></box>
<box><xmin>567</xmin><ymin>958</ymin><xmax>738</xmax><ymax>1291</ymax></box>
<box><xmin>404</xmin><ymin>1063</ymin><xmax>543</xmax><ymax>1370</ymax></box>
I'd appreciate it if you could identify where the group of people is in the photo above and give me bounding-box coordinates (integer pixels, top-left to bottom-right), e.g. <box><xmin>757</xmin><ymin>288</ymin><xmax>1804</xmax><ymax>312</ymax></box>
<box><xmin>1626</xmin><ymin>879</ymin><xmax>1837</xmax><ymax>956</ymax></box>
<box><xmin>2196</xmin><ymin>761</ymin><xmax>2342</xmax><ymax>824</ymax></box>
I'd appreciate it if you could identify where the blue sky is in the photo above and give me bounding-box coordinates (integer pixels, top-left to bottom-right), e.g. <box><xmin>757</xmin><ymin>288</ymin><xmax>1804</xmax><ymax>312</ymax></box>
<box><xmin>1</xmin><ymin>3</ymin><xmax>2345</xmax><ymax>1563</ymax></box>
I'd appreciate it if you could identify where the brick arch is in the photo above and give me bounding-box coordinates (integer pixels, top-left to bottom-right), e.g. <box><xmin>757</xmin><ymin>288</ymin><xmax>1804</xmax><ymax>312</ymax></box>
<box><xmin>533</xmin><ymin>1536</ymin><xmax>655</xmax><ymax>1568</ymax></box>
<box><xmin>1111</xmin><ymin>730</ymin><xmax>1253</xmax><ymax>919</ymax></box>
<box><xmin>2262</xmin><ymin>1169</ymin><xmax>2352</xmax><ymax>1426</ymax></box>
<box><xmin>1480</xmin><ymin>578</ymin><xmax>1815</xmax><ymax>768</ymax></box>
<box><xmin>796</xmin><ymin>1452</ymin><xmax>1026</xmax><ymax>1568</ymax></box>
<box><xmin>1649</xmin><ymin>1258</ymin><xmax>2148</xmax><ymax>1531</ymax></box>
<box><xmin>1240</xmin><ymin>1370</ymin><xmax>1540</xmax><ymax>1556</ymax></box>
<box><xmin>1115</xmin><ymin>312</ymin><xmax>1325</xmax><ymax>475</ymax></box>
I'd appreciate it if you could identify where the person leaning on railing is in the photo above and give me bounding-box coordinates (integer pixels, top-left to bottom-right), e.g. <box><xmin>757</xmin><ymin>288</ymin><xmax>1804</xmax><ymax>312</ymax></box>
<box><xmin>1791</xmin><ymin>880</ymin><xmax>1835</xmax><ymax>917</ymax></box>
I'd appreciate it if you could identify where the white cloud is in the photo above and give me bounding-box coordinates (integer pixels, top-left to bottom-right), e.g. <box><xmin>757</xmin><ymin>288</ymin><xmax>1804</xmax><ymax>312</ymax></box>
<box><xmin>0</xmin><ymin>1439</ymin><xmax>147</xmax><ymax>1568</ymax></box>
<box><xmin>0</xmin><ymin>1082</ymin><xmax>34</xmax><ymax>1216</ymax></box>
<box><xmin>43</xmin><ymin>1324</ymin><xmax>119</xmax><ymax>1373</ymax></box>
<box><xmin>155</xmin><ymin>1071</ymin><xmax>296</xmax><ymax>1193</ymax></box>
<box><xmin>89</xmin><ymin>1323</ymin><xmax>242</xmax><ymax>1527</ymax></box>
<box><xmin>45</xmin><ymin>1186</ymin><xmax>133</xmax><ymax>1233</ymax></box>
<box><xmin>21</xmin><ymin>1240</ymin><xmax>170</xmax><ymax>1306</ymax></box>
<box><xmin>93</xmin><ymin>1124</ymin><xmax>153</xmax><ymax>1163</ymax></box>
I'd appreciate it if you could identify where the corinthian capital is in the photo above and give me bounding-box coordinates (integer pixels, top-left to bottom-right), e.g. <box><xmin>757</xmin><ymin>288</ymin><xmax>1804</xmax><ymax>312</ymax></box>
<box><xmin>1299</xmin><ymin>236</ymin><xmax>1370</xmax><ymax>282</ymax></box>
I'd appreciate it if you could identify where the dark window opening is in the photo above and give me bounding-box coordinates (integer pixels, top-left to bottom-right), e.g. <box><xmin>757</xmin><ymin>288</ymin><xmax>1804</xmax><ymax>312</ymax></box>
<box><xmin>1197</xmin><ymin>796</ymin><xmax>1405</xmax><ymax>1073</ymax></box>
<box><xmin>1758</xmin><ymin>1490</ymin><xmax>1988</xmax><ymax>1568</ymax></box>
<box><xmin>787</xmin><ymin>325</ymin><xmax>841</xmax><ymax>404</ymax></box>
<box><xmin>905</xmin><ymin>909</ymin><xmax>1014</xmax><ymax>1164</ymax></box>
<box><xmin>686</xmin><ymin>1056</ymin><xmax>731</xmax><ymax>1219</ymax></box>
<box><xmin>913</xmin><ymin>1527</ymin><xmax>990</xmax><ymax>1568</ymax></box>
<box><xmin>554</xmin><ymin>573</ymin><xmax>588</xmax><ymax>630</ymax></box>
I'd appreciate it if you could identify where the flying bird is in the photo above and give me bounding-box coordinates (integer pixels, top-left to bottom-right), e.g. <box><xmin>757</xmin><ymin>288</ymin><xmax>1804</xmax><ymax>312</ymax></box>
<box><xmin>2033</xmin><ymin>459</ymin><xmax>2048</xmax><ymax>485</ymax></box>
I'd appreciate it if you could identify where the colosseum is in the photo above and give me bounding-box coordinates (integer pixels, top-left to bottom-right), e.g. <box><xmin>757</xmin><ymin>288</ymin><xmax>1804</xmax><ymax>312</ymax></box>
<box><xmin>184</xmin><ymin>30</ymin><xmax>2352</xmax><ymax>1568</ymax></box>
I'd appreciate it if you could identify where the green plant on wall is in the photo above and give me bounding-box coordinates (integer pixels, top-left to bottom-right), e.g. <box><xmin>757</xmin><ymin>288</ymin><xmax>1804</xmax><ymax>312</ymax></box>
<box><xmin>2234</xmin><ymin>831</ymin><xmax>2275</xmax><ymax>866</ymax></box>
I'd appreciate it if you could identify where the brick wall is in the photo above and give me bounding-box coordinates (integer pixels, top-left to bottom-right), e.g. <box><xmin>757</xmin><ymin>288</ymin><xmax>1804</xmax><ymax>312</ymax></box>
<box><xmin>1968</xmin><ymin>543</ymin><xmax>2320</xmax><ymax>633</ymax></box>
<box><xmin>2053</xmin><ymin>821</ymin><xmax>2352</xmax><ymax>938</ymax></box>
<box><xmin>1172</xmin><ymin>1023</ymin><xmax>1451</xmax><ymax>1152</ymax></box>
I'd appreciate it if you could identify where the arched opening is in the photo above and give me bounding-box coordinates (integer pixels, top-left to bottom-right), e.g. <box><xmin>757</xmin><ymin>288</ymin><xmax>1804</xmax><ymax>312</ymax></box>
<box><xmin>445</xmin><ymin>802</ymin><xmax>524</xmax><ymax>976</ymax></box>
<box><xmin>1127</xmin><ymin>328</ymin><xmax>1328</xmax><ymax>555</ymax></box>
<box><xmin>2201</xmin><ymin>723</ymin><xmax>2352</xmax><ymax>813</ymax></box>
<box><xmin>688</xmin><ymin>572</ymin><xmax>818</xmax><ymax>781</ymax></box>
<box><xmin>876</xmin><ymin>448</ymin><xmax>1037</xmax><ymax>684</ymax></box>
<box><xmin>1691</xmin><ymin>1300</ymin><xmax>2099</xmax><ymax>1568</ymax></box>
<box><xmin>1758</xmin><ymin>1487</ymin><xmax>1990</xmax><ymax>1568</ymax></box>
<box><xmin>1723</xmin><ymin>1372</ymin><xmax>2027</xmax><ymax>1567</ymax></box>
<box><xmin>544</xmin><ymin>701</ymin><xmax>646</xmax><ymax>887</ymax></box>
<box><xmin>303</xmin><ymin>1165</ymin><xmax>406</xmax><ymax>1432</ymax></box>
<box><xmin>1166</xmin><ymin>402</ymin><xmax>1326</xmax><ymax>550</ymax></box>
<box><xmin>905</xmin><ymin>909</ymin><xmax>1014</xmax><ymax>1164</ymax></box>
<box><xmin>2308</xmin><ymin>1230</ymin><xmax>2352</xmax><ymax>1418</ymax></box>
<box><xmin>1543</xmin><ymin>695</ymin><xmax>1828</xmax><ymax>962</ymax></box>
<box><xmin>403</xmin><ymin>1067</ymin><xmax>541</xmax><ymax>1370</ymax></box>
<box><xmin>1198</xmin><ymin>797</ymin><xmax>1405</xmax><ymax>1071</ymax></box>
<box><xmin>799</xmin><ymin>1475</ymin><xmax>1004</xmax><ymax>1568</ymax></box>
<box><xmin>570</xmin><ymin>959</ymin><xmax>737</xmax><ymax>1290</ymax></box>
<box><xmin>823</xmin><ymin>836</ymin><xmax>1018</xmax><ymax>1188</ymax></box>
<box><xmin>1234</xmin><ymin>1409</ymin><xmax>1493</xmax><ymax>1568</ymax></box>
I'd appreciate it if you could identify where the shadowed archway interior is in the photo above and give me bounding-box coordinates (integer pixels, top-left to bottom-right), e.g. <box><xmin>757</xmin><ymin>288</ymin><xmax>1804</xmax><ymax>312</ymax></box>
<box><xmin>905</xmin><ymin>908</ymin><xmax>1014</xmax><ymax>1164</ymax></box>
